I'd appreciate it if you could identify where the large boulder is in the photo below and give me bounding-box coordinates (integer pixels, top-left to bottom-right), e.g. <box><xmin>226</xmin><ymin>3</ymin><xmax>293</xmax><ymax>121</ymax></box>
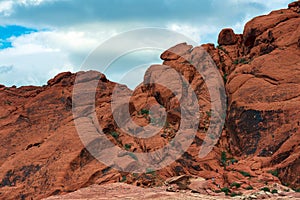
<box><xmin>218</xmin><ymin>28</ymin><xmax>237</xmax><ymax>45</ymax></box>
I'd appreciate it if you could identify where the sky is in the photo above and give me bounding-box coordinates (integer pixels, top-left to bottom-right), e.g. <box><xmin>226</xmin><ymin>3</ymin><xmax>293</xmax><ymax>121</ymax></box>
<box><xmin>0</xmin><ymin>0</ymin><xmax>293</xmax><ymax>88</ymax></box>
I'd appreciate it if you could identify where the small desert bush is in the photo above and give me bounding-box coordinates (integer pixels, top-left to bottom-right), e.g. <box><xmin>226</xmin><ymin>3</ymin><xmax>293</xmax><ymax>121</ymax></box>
<box><xmin>271</xmin><ymin>189</ymin><xmax>278</xmax><ymax>194</ymax></box>
<box><xmin>246</xmin><ymin>185</ymin><xmax>254</xmax><ymax>190</ymax></box>
<box><xmin>141</xmin><ymin>109</ymin><xmax>150</xmax><ymax>115</ymax></box>
<box><xmin>110</xmin><ymin>131</ymin><xmax>119</xmax><ymax>139</ymax></box>
<box><xmin>221</xmin><ymin>187</ymin><xmax>231</xmax><ymax>195</ymax></box>
<box><xmin>230</xmin><ymin>182</ymin><xmax>241</xmax><ymax>188</ymax></box>
<box><xmin>267</xmin><ymin>170</ymin><xmax>279</xmax><ymax>177</ymax></box>
<box><xmin>260</xmin><ymin>187</ymin><xmax>270</xmax><ymax>192</ymax></box>
<box><xmin>124</xmin><ymin>143</ymin><xmax>131</xmax><ymax>150</ymax></box>
<box><xmin>230</xmin><ymin>192</ymin><xmax>242</xmax><ymax>197</ymax></box>
<box><xmin>239</xmin><ymin>170</ymin><xmax>251</xmax><ymax>177</ymax></box>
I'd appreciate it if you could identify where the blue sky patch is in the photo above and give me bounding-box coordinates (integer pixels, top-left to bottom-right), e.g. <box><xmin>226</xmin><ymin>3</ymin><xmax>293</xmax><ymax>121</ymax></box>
<box><xmin>0</xmin><ymin>25</ymin><xmax>37</xmax><ymax>49</ymax></box>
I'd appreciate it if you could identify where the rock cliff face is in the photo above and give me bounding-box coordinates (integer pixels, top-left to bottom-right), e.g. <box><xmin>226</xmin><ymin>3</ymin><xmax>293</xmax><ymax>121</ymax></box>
<box><xmin>0</xmin><ymin>2</ymin><xmax>299</xmax><ymax>199</ymax></box>
<box><xmin>218</xmin><ymin>5</ymin><xmax>300</xmax><ymax>188</ymax></box>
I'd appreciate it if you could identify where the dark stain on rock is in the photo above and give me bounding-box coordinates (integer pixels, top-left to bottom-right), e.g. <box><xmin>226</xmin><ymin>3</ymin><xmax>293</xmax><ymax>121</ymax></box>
<box><xmin>238</xmin><ymin>110</ymin><xmax>263</xmax><ymax>133</ymax></box>
<box><xmin>0</xmin><ymin>165</ymin><xmax>41</xmax><ymax>187</ymax></box>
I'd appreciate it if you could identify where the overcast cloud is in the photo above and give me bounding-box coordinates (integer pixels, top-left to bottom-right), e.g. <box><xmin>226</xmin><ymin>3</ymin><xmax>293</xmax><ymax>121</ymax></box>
<box><xmin>0</xmin><ymin>0</ymin><xmax>293</xmax><ymax>88</ymax></box>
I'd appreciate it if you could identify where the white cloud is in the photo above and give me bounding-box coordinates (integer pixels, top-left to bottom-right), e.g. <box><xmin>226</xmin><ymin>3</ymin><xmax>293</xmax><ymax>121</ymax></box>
<box><xmin>166</xmin><ymin>23</ymin><xmax>220</xmax><ymax>44</ymax></box>
<box><xmin>10</xmin><ymin>30</ymin><xmax>98</xmax><ymax>54</ymax></box>
<box><xmin>0</xmin><ymin>1</ymin><xmax>13</xmax><ymax>16</ymax></box>
<box><xmin>228</xmin><ymin>0</ymin><xmax>291</xmax><ymax>10</ymax></box>
<box><xmin>167</xmin><ymin>24</ymin><xmax>201</xmax><ymax>43</ymax></box>
<box><xmin>18</xmin><ymin>0</ymin><xmax>48</xmax><ymax>6</ymax></box>
<box><xmin>0</xmin><ymin>50</ymin><xmax>72</xmax><ymax>86</ymax></box>
<box><xmin>0</xmin><ymin>28</ymin><xmax>117</xmax><ymax>86</ymax></box>
<box><xmin>0</xmin><ymin>0</ymin><xmax>54</xmax><ymax>17</ymax></box>
<box><xmin>231</xmin><ymin>14</ymin><xmax>253</xmax><ymax>34</ymax></box>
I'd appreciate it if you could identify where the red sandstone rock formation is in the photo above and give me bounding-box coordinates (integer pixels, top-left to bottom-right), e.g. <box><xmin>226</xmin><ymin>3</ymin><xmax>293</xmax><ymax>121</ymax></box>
<box><xmin>0</xmin><ymin>1</ymin><xmax>299</xmax><ymax>199</ymax></box>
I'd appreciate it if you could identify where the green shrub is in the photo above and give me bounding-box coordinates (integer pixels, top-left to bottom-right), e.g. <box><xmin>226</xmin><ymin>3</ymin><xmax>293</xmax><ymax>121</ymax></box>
<box><xmin>221</xmin><ymin>151</ymin><xmax>227</xmax><ymax>167</ymax></box>
<box><xmin>146</xmin><ymin>168</ymin><xmax>156</xmax><ymax>175</ymax></box>
<box><xmin>120</xmin><ymin>175</ymin><xmax>127</xmax><ymax>182</ymax></box>
<box><xmin>246</xmin><ymin>185</ymin><xmax>253</xmax><ymax>190</ymax></box>
<box><xmin>239</xmin><ymin>171</ymin><xmax>251</xmax><ymax>177</ymax></box>
<box><xmin>221</xmin><ymin>187</ymin><xmax>231</xmax><ymax>195</ymax></box>
<box><xmin>283</xmin><ymin>182</ymin><xmax>289</xmax><ymax>187</ymax></box>
<box><xmin>230</xmin><ymin>158</ymin><xmax>238</xmax><ymax>164</ymax></box>
<box><xmin>141</xmin><ymin>109</ymin><xmax>150</xmax><ymax>115</ymax></box>
<box><xmin>239</xmin><ymin>58</ymin><xmax>248</xmax><ymax>64</ymax></box>
<box><xmin>230</xmin><ymin>192</ymin><xmax>242</xmax><ymax>197</ymax></box>
<box><xmin>206</xmin><ymin>110</ymin><xmax>212</xmax><ymax>117</ymax></box>
<box><xmin>124</xmin><ymin>143</ymin><xmax>132</xmax><ymax>150</ymax></box>
<box><xmin>233</xmin><ymin>58</ymin><xmax>249</xmax><ymax>65</ymax></box>
<box><xmin>217</xmin><ymin>45</ymin><xmax>228</xmax><ymax>54</ymax></box>
<box><xmin>223</xmin><ymin>73</ymin><xmax>228</xmax><ymax>83</ymax></box>
<box><xmin>271</xmin><ymin>189</ymin><xmax>278</xmax><ymax>194</ymax></box>
<box><xmin>267</xmin><ymin>170</ymin><xmax>279</xmax><ymax>177</ymax></box>
<box><xmin>294</xmin><ymin>188</ymin><xmax>300</xmax><ymax>192</ymax></box>
<box><xmin>260</xmin><ymin>187</ymin><xmax>270</xmax><ymax>192</ymax></box>
<box><xmin>230</xmin><ymin>182</ymin><xmax>241</xmax><ymax>188</ymax></box>
<box><xmin>110</xmin><ymin>131</ymin><xmax>119</xmax><ymax>139</ymax></box>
